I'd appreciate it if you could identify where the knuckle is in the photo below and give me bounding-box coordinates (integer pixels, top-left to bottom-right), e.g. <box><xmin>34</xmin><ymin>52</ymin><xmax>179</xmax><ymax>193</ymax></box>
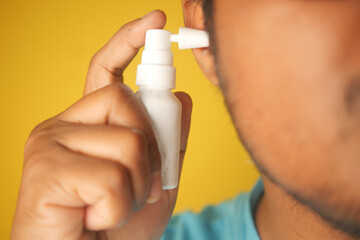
<box><xmin>24</xmin><ymin>130</ymin><xmax>62</xmax><ymax>181</ymax></box>
<box><xmin>89</xmin><ymin>51</ymin><xmax>105</xmax><ymax>70</ymax></box>
<box><xmin>23</xmin><ymin>151</ymin><xmax>51</xmax><ymax>183</ymax></box>
<box><xmin>107</xmin><ymin>82</ymin><xmax>125</xmax><ymax>98</ymax></box>
<box><xmin>105</xmin><ymin>82</ymin><xmax>134</xmax><ymax>103</ymax></box>
<box><xmin>23</xmin><ymin>123</ymin><xmax>62</xmax><ymax>184</ymax></box>
<box><xmin>107</xmin><ymin>164</ymin><xmax>129</xmax><ymax>192</ymax></box>
<box><xmin>90</xmin><ymin>52</ymin><xmax>125</xmax><ymax>78</ymax></box>
<box><xmin>25</xmin><ymin>125</ymin><xmax>47</xmax><ymax>153</ymax></box>
<box><xmin>24</xmin><ymin>118</ymin><xmax>58</xmax><ymax>155</ymax></box>
<box><xmin>90</xmin><ymin>51</ymin><xmax>99</xmax><ymax>65</ymax></box>
<box><xmin>102</xmin><ymin>208</ymin><xmax>130</xmax><ymax>229</ymax></box>
<box><xmin>115</xmin><ymin>205</ymin><xmax>132</xmax><ymax>227</ymax></box>
<box><xmin>128</xmin><ymin>129</ymin><xmax>147</xmax><ymax>151</ymax></box>
<box><xmin>125</xmin><ymin>129</ymin><xmax>148</xmax><ymax>168</ymax></box>
<box><xmin>104</xmin><ymin>165</ymin><xmax>134</xmax><ymax>224</ymax></box>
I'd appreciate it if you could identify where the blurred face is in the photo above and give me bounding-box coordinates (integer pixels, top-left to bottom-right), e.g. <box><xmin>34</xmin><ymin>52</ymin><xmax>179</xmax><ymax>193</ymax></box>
<box><xmin>208</xmin><ymin>0</ymin><xmax>360</xmax><ymax>237</ymax></box>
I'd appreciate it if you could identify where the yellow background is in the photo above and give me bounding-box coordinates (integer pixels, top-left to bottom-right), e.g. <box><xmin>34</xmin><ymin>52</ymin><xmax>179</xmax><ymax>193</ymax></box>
<box><xmin>0</xmin><ymin>0</ymin><xmax>259</xmax><ymax>238</ymax></box>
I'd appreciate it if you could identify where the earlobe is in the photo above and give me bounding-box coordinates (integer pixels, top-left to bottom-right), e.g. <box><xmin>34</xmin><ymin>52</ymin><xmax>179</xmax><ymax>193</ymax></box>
<box><xmin>182</xmin><ymin>0</ymin><xmax>219</xmax><ymax>86</ymax></box>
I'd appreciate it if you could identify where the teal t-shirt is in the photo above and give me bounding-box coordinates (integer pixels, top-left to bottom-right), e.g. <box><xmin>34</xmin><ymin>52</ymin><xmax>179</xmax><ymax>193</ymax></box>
<box><xmin>161</xmin><ymin>179</ymin><xmax>263</xmax><ymax>240</ymax></box>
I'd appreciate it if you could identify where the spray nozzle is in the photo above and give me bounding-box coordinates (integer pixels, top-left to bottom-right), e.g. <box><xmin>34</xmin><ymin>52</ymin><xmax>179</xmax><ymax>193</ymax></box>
<box><xmin>136</xmin><ymin>27</ymin><xmax>209</xmax><ymax>89</ymax></box>
<box><xmin>144</xmin><ymin>27</ymin><xmax>209</xmax><ymax>51</ymax></box>
<box><xmin>171</xmin><ymin>27</ymin><xmax>209</xmax><ymax>49</ymax></box>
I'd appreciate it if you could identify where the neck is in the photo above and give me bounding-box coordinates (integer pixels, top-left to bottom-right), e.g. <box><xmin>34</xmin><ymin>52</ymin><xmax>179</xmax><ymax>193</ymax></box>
<box><xmin>255</xmin><ymin>176</ymin><xmax>358</xmax><ymax>240</ymax></box>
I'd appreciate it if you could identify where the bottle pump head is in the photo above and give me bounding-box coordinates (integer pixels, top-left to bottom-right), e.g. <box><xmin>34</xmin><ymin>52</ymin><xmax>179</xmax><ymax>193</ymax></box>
<box><xmin>136</xmin><ymin>27</ymin><xmax>209</xmax><ymax>89</ymax></box>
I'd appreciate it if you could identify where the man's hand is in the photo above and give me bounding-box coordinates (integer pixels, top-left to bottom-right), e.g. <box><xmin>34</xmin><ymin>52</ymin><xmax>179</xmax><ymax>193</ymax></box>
<box><xmin>12</xmin><ymin>10</ymin><xmax>192</xmax><ymax>240</ymax></box>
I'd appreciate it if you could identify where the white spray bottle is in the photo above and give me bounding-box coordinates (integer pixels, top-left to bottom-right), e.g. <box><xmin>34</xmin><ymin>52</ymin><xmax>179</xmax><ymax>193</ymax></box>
<box><xmin>136</xmin><ymin>27</ymin><xmax>209</xmax><ymax>189</ymax></box>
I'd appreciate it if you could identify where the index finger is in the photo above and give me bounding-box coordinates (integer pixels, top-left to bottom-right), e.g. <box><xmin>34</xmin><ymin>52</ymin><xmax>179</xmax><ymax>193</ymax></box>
<box><xmin>59</xmin><ymin>82</ymin><xmax>161</xmax><ymax>173</ymax></box>
<box><xmin>84</xmin><ymin>10</ymin><xmax>166</xmax><ymax>96</ymax></box>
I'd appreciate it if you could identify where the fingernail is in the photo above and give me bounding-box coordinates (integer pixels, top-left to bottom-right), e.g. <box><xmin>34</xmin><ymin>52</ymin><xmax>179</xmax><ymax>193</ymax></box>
<box><xmin>146</xmin><ymin>171</ymin><xmax>162</xmax><ymax>204</ymax></box>
<box><xmin>142</xmin><ymin>10</ymin><xmax>155</xmax><ymax>19</ymax></box>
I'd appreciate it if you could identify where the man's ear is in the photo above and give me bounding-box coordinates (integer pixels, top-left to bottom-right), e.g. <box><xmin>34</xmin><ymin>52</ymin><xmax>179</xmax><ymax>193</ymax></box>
<box><xmin>182</xmin><ymin>0</ymin><xmax>219</xmax><ymax>86</ymax></box>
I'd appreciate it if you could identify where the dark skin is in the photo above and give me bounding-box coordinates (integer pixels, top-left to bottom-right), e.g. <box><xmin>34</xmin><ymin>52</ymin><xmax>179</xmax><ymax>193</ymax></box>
<box><xmin>12</xmin><ymin>0</ymin><xmax>360</xmax><ymax>239</ymax></box>
<box><xmin>12</xmin><ymin>11</ymin><xmax>193</xmax><ymax>240</ymax></box>
<box><xmin>185</xmin><ymin>0</ymin><xmax>360</xmax><ymax>239</ymax></box>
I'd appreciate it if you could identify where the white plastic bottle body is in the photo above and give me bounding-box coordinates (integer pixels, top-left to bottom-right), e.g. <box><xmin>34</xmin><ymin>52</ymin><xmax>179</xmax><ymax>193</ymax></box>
<box><xmin>135</xmin><ymin>28</ymin><xmax>208</xmax><ymax>189</ymax></box>
<box><xmin>136</xmin><ymin>86</ymin><xmax>182</xmax><ymax>189</ymax></box>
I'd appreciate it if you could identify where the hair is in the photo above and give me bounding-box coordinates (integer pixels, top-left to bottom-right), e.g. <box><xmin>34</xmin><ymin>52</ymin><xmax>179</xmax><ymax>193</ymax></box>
<box><xmin>201</xmin><ymin>0</ymin><xmax>215</xmax><ymax>55</ymax></box>
<box><xmin>202</xmin><ymin>0</ymin><xmax>213</xmax><ymax>32</ymax></box>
